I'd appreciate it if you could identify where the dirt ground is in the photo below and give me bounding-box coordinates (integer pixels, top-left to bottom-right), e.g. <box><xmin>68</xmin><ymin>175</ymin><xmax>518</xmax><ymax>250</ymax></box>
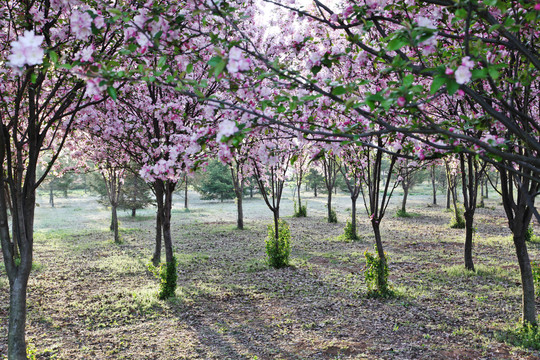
<box><xmin>1</xmin><ymin>186</ymin><xmax>540</xmax><ymax>359</ymax></box>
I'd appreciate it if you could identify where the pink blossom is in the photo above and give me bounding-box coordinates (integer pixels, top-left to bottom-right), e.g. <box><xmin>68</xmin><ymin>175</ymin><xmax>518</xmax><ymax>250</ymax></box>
<box><xmin>445</xmin><ymin>68</ymin><xmax>454</xmax><ymax>75</ymax></box>
<box><xmin>7</xmin><ymin>30</ymin><xmax>45</xmax><ymax>68</ymax></box>
<box><xmin>227</xmin><ymin>47</ymin><xmax>250</xmax><ymax>73</ymax></box>
<box><xmin>85</xmin><ymin>77</ymin><xmax>106</xmax><ymax>99</ymax></box>
<box><xmin>397</xmin><ymin>96</ymin><xmax>406</xmax><ymax>107</ymax></box>
<box><xmin>454</xmin><ymin>65</ymin><xmax>471</xmax><ymax>84</ymax></box>
<box><xmin>216</xmin><ymin>120</ymin><xmax>238</xmax><ymax>141</ymax></box>
<box><xmin>71</xmin><ymin>10</ymin><xmax>93</xmax><ymax>40</ymax></box>
<box><xmin>77</xmin><ymin>45</ymin><xmax>94</xmax><ymax>62</ymax></box>
<box><xmin>535</xmin><ymin>3</ymin><xmax>540</xmax><ymax>10</ymax></box>
<box><xmin>461</xmin><ymin>56</ymin><xmax>475</xmax><ymax>68</ymax></box>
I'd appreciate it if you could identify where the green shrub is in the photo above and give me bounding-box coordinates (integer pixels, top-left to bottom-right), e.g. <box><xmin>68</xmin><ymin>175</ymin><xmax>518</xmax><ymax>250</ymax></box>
<box><xmin>532</xmin><ymin>261</ymin><xmax>540</xmax><ymax>298</ymax></box>
<box><xmin>293</xmin><ymin>200</ymin><xmax>307</xmax><ymax>217</ymax></box>
<box><xmin>396</xmin><ymin>209</ymin><xmax>416</xmax><ymax>218</ymax></box>
<box><xmin>343</xmin><ymin>218</ymin><xmax>358</xmax><ymax>241</ymax></box>
<box><xmin>327</xmin><ymin>207</ymin><xmax>337</xmax><ymax>223</ymax></box>
<box><xmin>148</xmin><ymin>257</ymin><xmax>178</xmax><ymax>299</ymax></box>
<box><xmin>364</xmin><ymin>249</ymin><xmax>393</xmax><ymax>297</ymax></box>
<box><xmin>450</xmin><ymin>207</ymin><xmax>465</xmax><ymax>229</ymax></box>
<box><xmin>525</xmin><ymin>226</ymin><xmax>535</xmax><ymax>242</ymax></box>
<box><xmin>266</xmin><ymin>220</ymin><xmax>291</xmax><ymax>268</ymax></box>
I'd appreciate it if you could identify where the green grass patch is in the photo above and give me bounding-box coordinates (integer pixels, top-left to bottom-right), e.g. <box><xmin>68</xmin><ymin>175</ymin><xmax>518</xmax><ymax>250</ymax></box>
<box><xmin>443</xmin><ymin>263</ymin><xmax>517</xmax><ymax>283</ymax></box>
<box><xmin>496</xmin><ymin>321</ymin><xmax>540</xmax><ymax>350</ymax></box>
<box><xmin>395</xmin><ymin>209</ymin><xmax>421</xmax><ymax>218</ymax></box>
<box><xmin>94</xmin><ymin>254</ymin><xmax>145</xmax><ymax>275</ymax></box>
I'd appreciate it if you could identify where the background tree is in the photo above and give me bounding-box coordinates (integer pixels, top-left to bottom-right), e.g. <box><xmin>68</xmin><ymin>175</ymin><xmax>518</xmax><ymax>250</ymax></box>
<box><xmin>194</xmin><ymin>159</ymin><xmax>235</xmax><ymax>202</ymax></box>
<box><xmin>305</xmin><ymin>168</ymin><xmax>324</xmax><ymax>198</ymax></box>
<box><xmin>119</xmin><ymin>171</ymin><xmax>153</xmax><ymax>217</ymax></box>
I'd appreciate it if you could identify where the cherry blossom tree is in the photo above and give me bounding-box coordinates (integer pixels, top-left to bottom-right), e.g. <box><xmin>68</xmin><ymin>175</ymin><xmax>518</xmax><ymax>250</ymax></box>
<box><xmin>0</xmin><ymin>0</ymin><xmax>125</xmax><ymax>356</ymax></box>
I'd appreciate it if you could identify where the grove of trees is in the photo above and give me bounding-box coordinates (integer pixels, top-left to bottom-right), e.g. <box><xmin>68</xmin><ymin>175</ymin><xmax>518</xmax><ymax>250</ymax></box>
<box><xmin>1</xmin><ymin>0</ymin><xmax>539</xmax><ymax>358</ymax></box>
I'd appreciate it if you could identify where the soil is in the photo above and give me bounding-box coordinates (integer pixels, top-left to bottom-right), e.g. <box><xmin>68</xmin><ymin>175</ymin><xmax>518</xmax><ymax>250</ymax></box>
<box><xmin>1</xmin><ymin>189</ymin><xmax>539</xmax><ymax>359</ymax></box>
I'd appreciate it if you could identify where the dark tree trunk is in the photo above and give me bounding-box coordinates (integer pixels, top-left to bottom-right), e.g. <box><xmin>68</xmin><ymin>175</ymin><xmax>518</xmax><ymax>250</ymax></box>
<box><xmin>327</xmin><ymin>191</ymin><xmax>333</xmax><ymax>222</ymax></box>
<box><xmin>236</xmin><ymin>192</ymin><xmax>244</xmax><ymax>229</ymax></box>
<box><xmin>464</xmin><ymin>212</ymin><xmax>475</xmax><ymax>271</ymax></box>
<box><xmin>163</xmin><ymin>182</ymin><xmax>175</xmax><ymax>265</ymax></box>
<box><xmin>273</xmin><ymin>208</ymin><xmax>280</xmax><ymax>242</ymax></box>
<box><xmin>401</xmin><ymin>186</ymin><xmax>409</xmax><ymax>213</ymax></box>
<box><xmin>184</xmin><ymin>175</ymin><xmax>188</xmax><ymax>209</ymax></box>
<box><xmin>485</xmin><ymin>178</ymin><xmax>489</xmax><ymax>198</ymax></box>
<box><xmin>297</xmin><ymin>182</ymin><xmax>302</xmax><ymax>208</ymax></box>
<box><xmin>49</xmin><ymin>187</ymin><xmax>54</xmax><ymax>208</ymax></box>
<box><xmin>152</xmin><ymin>182</ymin><xmax>164</xmax><ymax>266</ymax></box>
<box><xmin>250</xmin><ymin>185</ymin><xmax>253</xmax><ymax>198</ymax></box>
<box><xmin>8</xmin><ymin>274</ymin><xmax>30</xmax><ymax>360</ymax></box>
<box><xmin>371</xmin><ymin>221</ymin><xmax>388</xmax><ymax>291</ymax></box>
<box><xmin>498</xmin><ymin>164</ymin><xmax>538</xmax><ymax>325</ymax></box>
<box><xmin>446</xmin><ymin>185</ymin><xmax>451</xmax><ymax>209</ymax></box>
<box><xmin>431</xmin><ymin>165</ymin><xmax>437</xmax><ymax>205</ymax></box>
<box><xmin>314</xmin><ymin>185</ymin><xmax>317</xmax><ymax>197</ymax></box>
<box><xmin>131</xmin><ymin>208</ymin><xmax>136</xmax><ymax>217</ymax></box>
<box><xmin>111</xmin><ymin>204</ymin><xmax>120</xmax><ymax>244</ymax></box>
<box><xmin>351</xmin><ymin>197</ymin><xmax>357</xmax><ymax>239</ymax></box>
<box><xmin>514</xmin><ymin>229</ymin><xmax>536</xmax><ymax>325</ymax></box>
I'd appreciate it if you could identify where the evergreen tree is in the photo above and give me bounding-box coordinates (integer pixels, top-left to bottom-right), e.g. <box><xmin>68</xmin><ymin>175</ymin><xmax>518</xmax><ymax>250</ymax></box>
<box><xmin>119</xmin><ymin>171</ymin><xmax>153</xmax><ymax>217</ymax></box>
<box><xmin>305</xmin><ymin>168</ymin><xmax>324</xmax><ymax>197</ymax></box>
<box><xmin>194</xmin><ymin>160</ymin><xmax>235</xmax><ymax>202</ymax></box>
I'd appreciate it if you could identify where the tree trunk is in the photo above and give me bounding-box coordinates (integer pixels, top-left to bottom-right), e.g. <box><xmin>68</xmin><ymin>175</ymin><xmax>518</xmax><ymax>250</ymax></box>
<box><xmin>401</xmin><ymin>186</ymin><xmax>409</xmax><ymax>213</ymax></box>
<box><xmin>514</xmin><ymin>230</ymin><xmax>536</xmax><ymax>325</ymax></box>
<box><xmin>314</xmin><ymin>185</ymin><xmax>317</xmax><ymax>197</ymax></box>
<box><xmin>8</xmin><ymin>274</ymin><xmax>29</xmax><ymax>360</ymax></box>
<box><xmin>446</xmin><ymin>185</ymin><xmax>451</xmax><ymax>209</ymax></box>
<box><xmin>273</xmin><ymin>208</ymin><xmax>280</xmax><ymax>242</ymax></box>
<box><xmin>464</xmin><ymin>212</ymin><xmax>475</xmax><ymax>271</ymax></box>
<box><xmin>485</xmin><ymin>178</ymin><xmax>489</xmax><ymax>198</ymax></box>
<box><xmin>163</xmin><ymin>182</ymin><xmax>175</xmax><ymax>264</ymax></box>
<box><xmin>297</xmin><ymin>182</ymin><xmax>302</xmax><ymax>208</ymax></box>
<box><xmin>152</xmin><ymin>182</ymin><xmax>164</xmax><ymax>266</ymax></box>
<box><xmin>327</xmin><ymin>191</ymin><xmax>332</xmax><ymax>222</ymax></box>
<box><xmin>250</xmin><ymin>185</ymin><xmax>253</xmax><ymax>198</ymax></box>
<box><xmin>184</xmin><ymin>176</ymin><xmax>188</xmax><ymax>209</ymax></box>
<box><xmin>236</xmin><ymin>192</ymin><xmax>244</xmax><ymax>230</ymax></box>
<box><xmin>111</xmin><ymin>204</ymin><xmax>120</xmax><ymax>244</ymax></box>
<box><xmin>131</xmin><ymin>208</ymin><xmax>136</xmax><ymax>217</ymax></box>
<box><xmin>371</xmin><ymin>221</ymin><xmax>388</xmax><ymax>292</ymax></box>
<box><xmin>49</xmin><ymin>187</ymin><xmax>54</xmax><ymax>208</ymax></box>
<box><xmin>431</xmin><ymin>165</ymin><xmax>437</xmax><ymax>205</ymax></box>
<box><xmin>351</xmin><ymin>197</ymin><xmax>357</xmax><ymax>239</ymax></box>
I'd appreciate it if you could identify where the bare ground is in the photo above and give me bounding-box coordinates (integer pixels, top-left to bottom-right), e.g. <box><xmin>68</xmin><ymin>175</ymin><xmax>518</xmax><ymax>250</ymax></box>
<box><xmin>1</xmin><ymin>189</ymin><xmax>540</xmax><ymax>359</ymax></box>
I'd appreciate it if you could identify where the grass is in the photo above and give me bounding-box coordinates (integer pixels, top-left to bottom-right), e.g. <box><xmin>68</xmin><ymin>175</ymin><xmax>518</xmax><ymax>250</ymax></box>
<box><xmin>1</xmin><ymin>190</ymin><xmax>538</xmax><ymax>359</ymax></box>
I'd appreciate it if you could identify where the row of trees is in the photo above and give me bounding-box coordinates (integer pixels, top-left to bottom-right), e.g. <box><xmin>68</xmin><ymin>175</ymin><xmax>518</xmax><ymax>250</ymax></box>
<box><xmin>1</xmin><ymin>0</ymin><xmax>539</xmax><ymax>358</ymax></box>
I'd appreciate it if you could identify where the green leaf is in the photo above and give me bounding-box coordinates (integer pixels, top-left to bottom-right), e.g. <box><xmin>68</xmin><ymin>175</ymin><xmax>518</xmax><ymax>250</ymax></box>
<box><xmin>447</xmin><ymin>80</ymin><xmax>460</xmax><ymax>95</ymax></box>
<box><xmin>488</xmin><ymin>67</ymin><xmax>499</xmax><ymax>79</ymax></box>
<box><xmin>387</xmin><ymin>37</ymin><xmax>408</xmax><ymax>51</ymax></box>
<box><xmin>331</xmin><ymin>86</ymin><xmax>347</xmax><ymax>96</ymax></box>
<box><xmin>49</xmin><ymin>51</ymin><xmax>58</xmax><ymax>64</ymax></box>
<box><xmin>207</xmin><ymin>56</ymin><xmax>222</xmax><ymax>68</ymax></box>
<box><xmin>214</xmin><ymin>59</ymin><xmax>226</xmax><ymax>77</ymax></box>
<box><xmin>402</xmin><ymin>74</ymin><xmax>414</xmax><ymax>87</ymax></box>
<box><xmin>186</xmin><ymin>63</ymin><xmax>193</xmax><ymax>74</ymax></box>
<box><xmin>484</xmin><ymin>0</ymin><xmax>497</xmax><ymax>5</ymax></box>
<box><xmin>430</xmin><ymin>76</ymin><xmax>446</xmax><ymax>94</ymax></box>
<box><xmin>455</xmin><ymin>8</ymin><xmax>468</xmax><ymax>19</ymax></box>
<box><xmin>471</xmin><ymin>68</ymin><xmax>487</xmax><ymax>80</ymax></box>
<box><xmin>157</xmin><ymin>56</ymin><xmax>167</xmax><ymax>69</ymax></box>
<box><xmin>107</xmin><ymin>86</ymin><xmax>117</xmax><ymax>100</ymax></box>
